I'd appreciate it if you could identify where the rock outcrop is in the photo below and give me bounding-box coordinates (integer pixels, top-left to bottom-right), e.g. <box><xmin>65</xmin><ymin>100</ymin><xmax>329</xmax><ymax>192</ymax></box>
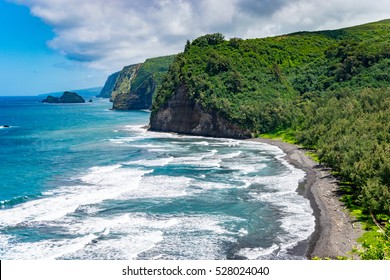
<box><xmin>42</xmin><ymin>91</ymin><xmax>85</xmax><ymax>103</ymax></box>
<box><xmin>97</xmin><ymin>71</ymin><xmax>120</xmax><ymax>98</ymax></box>
<box><xmin>42</xmin><ymin>95</ymin><xmax>60</xmax><ymax>103</ymax></box>
<box><xmin>150</xmin><ymin>84</ymin><xmax>251</xmax><ymax>139</ymax></box>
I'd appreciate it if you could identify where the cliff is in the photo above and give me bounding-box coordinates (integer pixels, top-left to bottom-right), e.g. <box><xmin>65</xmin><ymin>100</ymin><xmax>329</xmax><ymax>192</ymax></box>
<box><xmin>97</xmin><ymin>71</ymin><xmax>120</xmax><ymax>98</ymax></box>
<box><xmin>110</xmin><ymin>64</ymin><xmax>141</xmax><ymax>102</ymax></box>
<box><xmin>112</xmin><ymin>55</ymin><xmax>175</xmax><ymax>110</ymax></box>
<box><xmin>151</xmin><ymin>21</ymin><xmax>390</xmax><ymax>136</ymax></box>
<box><xmin>42</xmin><ymin>91</ymin><xmax>85</xmax><ymax>103</ymax></box>
<box><xmin>113</xmin><ymin>76</ymin><xmax>156</xmax><ymax>110</ymax></box>
<box><xmin>150</xmin><ymin>83</ymin><xmax>251</xmax><ymax>138</ymax></box>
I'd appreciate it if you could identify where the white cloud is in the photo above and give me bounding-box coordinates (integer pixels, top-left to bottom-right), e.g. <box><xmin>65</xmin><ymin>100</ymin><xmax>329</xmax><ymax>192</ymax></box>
<box><xmin>269</xmin><ymin>0</ymin><xmax>390</xmax><ymax>34</ymax></box>
<box><xmin>12</xmin><ymin>0</ymin><xmax>390</xmax><ymax>74</ymax></box>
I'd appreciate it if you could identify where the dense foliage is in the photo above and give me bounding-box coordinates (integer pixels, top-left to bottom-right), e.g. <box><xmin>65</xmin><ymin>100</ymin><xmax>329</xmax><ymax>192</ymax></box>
<box><xmin>154</xmin><ymin>21</ymin><xmax>390</xmax><ymax>132</ymax></box>
<box><xmin>152</xmin><ymin>20</ymin><xmax>390</xmax><ymax>258</ymax></box>
<box><xmin>296</xmin><ymin>88</ymin><xmax>390</xmax><ymax>212</ymax></box>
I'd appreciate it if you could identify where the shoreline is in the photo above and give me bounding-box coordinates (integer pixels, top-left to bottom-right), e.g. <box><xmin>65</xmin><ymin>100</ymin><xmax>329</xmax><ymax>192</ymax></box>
<box><xmin>250</xmin><ymin>138</ymin><xmax>363</xmax><ymax>259</ymax></box>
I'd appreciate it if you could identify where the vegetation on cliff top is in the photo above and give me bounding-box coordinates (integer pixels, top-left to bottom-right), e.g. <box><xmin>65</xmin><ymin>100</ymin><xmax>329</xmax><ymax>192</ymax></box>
<box><xmin>152</xmin><ymin>20</ymin><xmax>390</xmax><ymax>258</ymax></box>
<box><xmin>153</xmin><ymin>20</ymin><xmax>390</xmax><ymax>130</ymax></box>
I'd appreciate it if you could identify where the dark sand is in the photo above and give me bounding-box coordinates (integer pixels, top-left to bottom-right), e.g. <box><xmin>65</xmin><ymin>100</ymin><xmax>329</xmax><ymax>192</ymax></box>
<box><xmin>250</xmin><ymin>138</ymin><xmax>363</xmax><ymax>259</ymax></box>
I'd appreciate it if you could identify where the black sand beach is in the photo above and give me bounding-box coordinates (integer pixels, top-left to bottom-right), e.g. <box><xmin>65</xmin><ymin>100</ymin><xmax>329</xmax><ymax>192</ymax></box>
<box><xmin>251</xmin><ymin>138</ymin><xmax>363</xmax><ymax>259</ymax></box>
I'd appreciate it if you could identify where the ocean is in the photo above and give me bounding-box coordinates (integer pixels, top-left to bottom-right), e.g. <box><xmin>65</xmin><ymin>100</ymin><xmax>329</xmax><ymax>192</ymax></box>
<box><xmin>0</xmin><ymin>96</ymin><xmax>315</xmax><ymax>260</ymax></box>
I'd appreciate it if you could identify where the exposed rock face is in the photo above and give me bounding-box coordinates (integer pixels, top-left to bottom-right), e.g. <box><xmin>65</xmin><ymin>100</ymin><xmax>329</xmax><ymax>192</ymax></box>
<box><xmin>113</xmin><ymin>76</ymin><xmax>155</xmax><ymax>110</ymax></box>
<box><xmin>150</xmin><ymin>84</ymin><xmax>251</xmax><ymax>139</ymax></box>
<box><xmin>97</xmin><ymin>71</ymin><xmax>120</xmax><ymax>98</ymax></box>
<box><xmin>109</xmin><ymin>64</ymin><xmax>141</xmax><ymax>102</ymax></box>
<box><xmin>42</xmin><ymin>91</ymin><xmax>85</xmax><ymax>103</ymax></box>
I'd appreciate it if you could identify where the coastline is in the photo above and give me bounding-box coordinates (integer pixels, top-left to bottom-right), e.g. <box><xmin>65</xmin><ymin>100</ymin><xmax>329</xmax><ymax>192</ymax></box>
<box><xmin>250</xmin><ymin>138</ymin><xmax>363</xmax><ymax>259</ymax></box>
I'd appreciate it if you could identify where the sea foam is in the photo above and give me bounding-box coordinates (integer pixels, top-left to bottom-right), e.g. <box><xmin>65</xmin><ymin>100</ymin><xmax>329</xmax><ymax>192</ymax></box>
<box><xmin>0</xmin><ymin>116</ymin><xmax>315</xmax><ymax>260</ymax></box>
<box><xmin>0</xmin><ymin>166</ymin><xmax>151</xmax><ymax>226</ymax></box>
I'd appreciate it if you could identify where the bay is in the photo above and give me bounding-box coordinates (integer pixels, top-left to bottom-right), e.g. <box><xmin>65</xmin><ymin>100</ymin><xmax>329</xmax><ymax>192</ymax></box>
<box><xmin>0</xmin><ymin>96</ymin><xmax>314</xmax><ymax>259</ymax></box>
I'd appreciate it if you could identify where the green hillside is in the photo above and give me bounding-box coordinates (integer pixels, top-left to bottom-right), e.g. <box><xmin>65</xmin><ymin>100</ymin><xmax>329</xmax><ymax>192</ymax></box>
<box><xmin>152</xmin><ymin>20</ymin><xmax>390</xmax><ymax>258</ymax></box>
<box><xmin>110</xmin><ymin>64</ymin><xmax>141</xmax><ymax>102</ymax></box>
<box><xmin>153</xmin><ymin>20</ymin><xmax>390</xmax><ymax>132</ymax></box>
<box><xmin>112</xmin><ymin>55</ymin><xmax>175</xmax><ymax>110</ymax></box>
<box><xmin>131</xmin><ymin>55</ymin><xmax>176</xmax><ymax>95</ymax></box>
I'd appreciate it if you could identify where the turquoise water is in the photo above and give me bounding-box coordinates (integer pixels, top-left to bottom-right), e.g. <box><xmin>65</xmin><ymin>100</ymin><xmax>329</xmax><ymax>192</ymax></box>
<box><xmin>0</xmin><ymin>96</ymin><xmax>314</xmax><ymax>259</ymax></box>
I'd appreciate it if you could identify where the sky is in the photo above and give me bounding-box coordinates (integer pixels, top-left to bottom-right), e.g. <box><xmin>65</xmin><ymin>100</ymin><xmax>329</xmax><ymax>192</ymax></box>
<box><xmin>1</xmin><ymin>0</ymin><xmax>390</xmax><ymax>96</ymax></box>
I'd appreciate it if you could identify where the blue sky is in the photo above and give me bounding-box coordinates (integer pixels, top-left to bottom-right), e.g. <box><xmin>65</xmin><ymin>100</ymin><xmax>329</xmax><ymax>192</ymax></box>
<box><xmin>1</xmin><ymin>0</ymin><xmax>389</xmax><ymax>96</ymax></box>
<box><xmin>0</xmin><ymin>1</ymin><xmax>105</xmax><ymax>95</ymax></box>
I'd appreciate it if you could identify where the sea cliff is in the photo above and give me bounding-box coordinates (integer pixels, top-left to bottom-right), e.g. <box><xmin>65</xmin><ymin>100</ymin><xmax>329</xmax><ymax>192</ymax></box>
<box><xmin>98</xmin><ymin>55</ymin><xmax>175</xmax><ymax>110</ymax></box>
<box><xmin>150</xmin><ymin>83</ymin><xmax>251</xmax><ymax>139</ymax></box>
<box><xmin>97</xmin><ymin>71</ymin><xmax>120</xmax><ymax>98</ymax></box>
<box><xmin>110</xmin><ymin>64</ymin><xmax>142</xmax><ymax>103</ymax></box>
